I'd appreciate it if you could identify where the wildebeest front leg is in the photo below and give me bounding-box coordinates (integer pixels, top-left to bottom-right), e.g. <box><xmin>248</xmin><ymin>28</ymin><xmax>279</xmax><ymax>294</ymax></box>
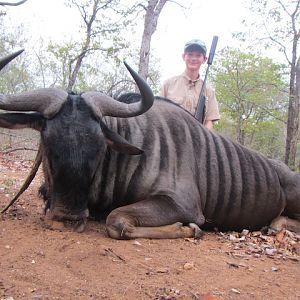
<box><xmin>106</xmin><ymin>197</ymin><xmax>204</xmax><ymax>239</ymax></box>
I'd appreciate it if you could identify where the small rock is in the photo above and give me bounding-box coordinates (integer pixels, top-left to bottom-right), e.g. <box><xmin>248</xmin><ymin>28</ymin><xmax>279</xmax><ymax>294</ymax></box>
<box><xmin>251</xmin><ymin>231</ymin><xmax>261</xmax><ymax>237</ymax></box>
<box><xmin>230</xmin><ymin>288</ymin><xmax>241</xmax><ymax>294</ymax></box>
<box><xmin>241</xmin><ymin>229</ymin><xmax>249</xmax><ymax>236</ymax></box>
<box><xmin>132</xmin><ymin>240</ymin><xmax>142</xmax><ymax>246</ymax></box>
<box><xmin>265</xmin><ymin>248</ymin><xmax>277</xmax><ymax>256</ymax></box>
<box><xmin>229</xmin><ymin>234</ymin><xmax>245</xmax><ymax>242</ymax></box>
<box><xmin>229</xmin><ymin>234</ymin><xmax>238</xmax><ymax>241</ymax></box>
<box><xmin>183</xmin><ymin>262</ymin><xmax>194</xmax><ymax>270</ymax></box>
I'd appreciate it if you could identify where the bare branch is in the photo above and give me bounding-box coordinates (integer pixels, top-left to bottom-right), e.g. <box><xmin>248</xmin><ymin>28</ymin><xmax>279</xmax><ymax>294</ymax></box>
<box><xmin>167</xmin><ymin>0</ymin><xmax>188</xmax><ymax>10</ymax></box>
<box><xmin>260</xmin><ymin>20</ymin><xmax>291</xmax><ymax>65</ymax></box>
<box><xmin>2</xmin><ymin>147</ymin><xmax>38</xmax><ymax>154</ymax></box>
<box><xmin>106</xmin><ymin>79</ymin><xmax>134</xmax><ymax>96</ymax></box>
<box><xmin>278</xmin><ymin>0</ymin><xmax>300</xmax><ymax>18</ymax></box>
<box><xmin>0</xmin><ymin>0</ymin><xmax>28</xmax><ymax>6</ymax></box>
<box><xmin>0</xmin><ymin>131</ymin><xmax>37</xmax><ymax>142</ymax></box>
<box><xmin>137</xmin><ymin>3</ymin><xmax>147</xmax><ymax>11</ymax></box>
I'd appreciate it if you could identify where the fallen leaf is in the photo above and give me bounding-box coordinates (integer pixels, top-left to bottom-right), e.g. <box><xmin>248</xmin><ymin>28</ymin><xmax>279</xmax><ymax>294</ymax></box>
<box><xmin>156</xmin><ymin>267</ymin><xmax>169</xmax><ymax>273</ymax></box>
<box><xmin>201</xmin><ymin>292</ymin><xmax>219</xmax><ymax>300</ymax></box>
<box><xmin>226</xmin><ymin>260</ymin><xmax>248</xmax><ymax>268</ymax></box>
<box><xmin>276</xmin><ymin>230</ymin><xmax>285</xmax><ymax>244</ymax></box>
<box><xmin>226</xmin><ymin>261</ymin><xmax>240</xmax><ymax>268</ymax></box>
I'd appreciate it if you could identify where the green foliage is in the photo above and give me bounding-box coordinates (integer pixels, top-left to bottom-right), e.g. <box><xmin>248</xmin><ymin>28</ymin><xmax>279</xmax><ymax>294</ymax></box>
<box><xmin>0</xmin><ymin>16</ymin><xmax>35</xmax><ymax>93</ymax></box>
<box><xmin>250</xmin><ymin>120</ymin><xmax>285</xmax><ymax>159</ymax></box>
<box><xmin>239</xmin><ymin>0</ymin><xmax>300</xmax><ymax>166</ymax></box>
<box><xmin>212</xmin><ymin>47</ymin><xmax>287</xmax><ymax>158</ymax></box>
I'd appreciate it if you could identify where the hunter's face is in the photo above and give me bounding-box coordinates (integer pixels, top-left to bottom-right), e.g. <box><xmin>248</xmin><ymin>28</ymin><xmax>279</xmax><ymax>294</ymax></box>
<box><xmin>183</xmin><ymin>51</ymin><xmax>207</xmax><ymax>71</ymax></box>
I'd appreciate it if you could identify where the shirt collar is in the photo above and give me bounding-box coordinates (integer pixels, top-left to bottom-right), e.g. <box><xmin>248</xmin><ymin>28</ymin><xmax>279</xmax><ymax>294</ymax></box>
<box><xmin>182</xmin><ymin>72</ymin><xmax>201</xmax><ymax>86</ymax></box>
<box><xmin>182</xmin><ymin>71</ymin><xmax>201</xmax><ymax>85</ymax></box>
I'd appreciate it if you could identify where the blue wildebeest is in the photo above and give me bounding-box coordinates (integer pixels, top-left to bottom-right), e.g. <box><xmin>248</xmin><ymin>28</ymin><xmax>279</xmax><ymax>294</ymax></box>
<box><xmin>0</xmin><ymin>51</ymin><xmax>299</xmax><ymax>238</ymax></box>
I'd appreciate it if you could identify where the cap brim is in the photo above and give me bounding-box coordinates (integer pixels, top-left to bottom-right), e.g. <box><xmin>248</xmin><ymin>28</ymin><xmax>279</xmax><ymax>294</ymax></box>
<box><xmin>184</xmin><ymin>44</ymin><xmax>206</xmax><ymax>54</ymax></box>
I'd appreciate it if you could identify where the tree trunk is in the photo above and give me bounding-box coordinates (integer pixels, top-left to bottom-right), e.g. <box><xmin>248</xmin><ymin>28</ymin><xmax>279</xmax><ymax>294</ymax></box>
<box><xmin>236</xmin><ymin>117</ymin><xmax>245</xmax><ymax>145</ymax></box>
<box><xmin>283</xmin><ymin>0</ymin><xmax>300</xmax><ymax>168</ymax></box>
<box><xmin>285</xmin><ymin>54</ymin><xmax>300</xmax><ymax>168</ymax></box>
<box><xmin>295</xmin><ymin>56</ymin><xmax>300</xmax><ymax>169</ymax></box>
<box><xmin>138</xmin><ymin>0</ymin><xmax>167</xmax><ymax>84</ymax></box>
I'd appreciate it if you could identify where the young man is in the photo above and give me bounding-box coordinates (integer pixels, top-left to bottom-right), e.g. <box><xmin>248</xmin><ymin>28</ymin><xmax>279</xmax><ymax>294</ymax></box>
<box><xmin>160</xmin><ymin>39</ymin><xmax>220</xmax><ymax>129</ymax></box>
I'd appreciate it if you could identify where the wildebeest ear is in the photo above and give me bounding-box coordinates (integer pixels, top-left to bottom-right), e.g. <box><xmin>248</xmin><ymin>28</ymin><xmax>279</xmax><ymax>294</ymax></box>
<box><xmin>99</xmin><ymin>121</ymin><xmax>144</xmax><ymax>155</ymax></box>
<box><xmin>0</xmin><ymin>112</ymin><xmax>43</xmax><ymax>131</ymax></box>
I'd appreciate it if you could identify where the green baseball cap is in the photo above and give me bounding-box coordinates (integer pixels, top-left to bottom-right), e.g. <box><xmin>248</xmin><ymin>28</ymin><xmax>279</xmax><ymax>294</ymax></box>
<box><xmin>184</xmin><ymin>39</ymin><xmax>207</xmax><ymax>55</ymax></box>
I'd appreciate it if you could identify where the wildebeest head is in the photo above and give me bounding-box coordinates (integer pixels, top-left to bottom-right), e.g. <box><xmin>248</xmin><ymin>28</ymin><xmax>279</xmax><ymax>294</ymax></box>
<box><xmin>0</xmin><ymin>51</ymin><xmax>154</xmax><ymax>230</ymax></box>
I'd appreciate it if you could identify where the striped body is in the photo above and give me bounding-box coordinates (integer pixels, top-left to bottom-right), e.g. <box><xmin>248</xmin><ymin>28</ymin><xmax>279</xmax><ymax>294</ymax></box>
<box><xmin>86</xmin><ymin>98</ymin><xmax>289</xmax><ymax>231</ymax></box>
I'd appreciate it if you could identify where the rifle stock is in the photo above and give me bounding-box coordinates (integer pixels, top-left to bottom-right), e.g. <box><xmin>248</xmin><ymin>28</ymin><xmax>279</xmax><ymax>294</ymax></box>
<box><xmin>194</xmin><ymin>82</ymin><xmax>207</xmax><ymax>123</ymax></box>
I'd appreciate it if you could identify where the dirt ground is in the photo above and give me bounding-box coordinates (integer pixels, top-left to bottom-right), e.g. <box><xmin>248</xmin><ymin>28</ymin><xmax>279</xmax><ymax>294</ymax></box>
<box><xmin>0</xmin><ymin>152</ymin><xmax>299</xmax><ymax>300</ymax></box>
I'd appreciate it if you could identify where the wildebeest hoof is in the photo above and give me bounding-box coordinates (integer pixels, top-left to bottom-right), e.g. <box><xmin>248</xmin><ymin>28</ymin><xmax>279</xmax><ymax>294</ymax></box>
<box><xmin>270</xmin><ymin>216</ymin><xmax>300</xmax><ymax>233</ymax></box>
<box><xmin>189</xmin><ymin>223</ymin><xmax>203</xmax><ymax>239</ymax></box>
<box><xmin>174</xmin><ymin>222</ymin><xmax>183</xmax><ymax>227</ymax></box>
<box><xmin>43</xmin><ymin>217</ymin><xmax>65</xmax><ymax>231</ymax></box>
<box><xmin>74</xmin><ymin>219</ymin><xmax>87</xmax><ymax>233</ymax></box>
<box><xmin>44</xmin><ymin>210</ymin><xmax>87</xmax><ymax>232</ymax></box>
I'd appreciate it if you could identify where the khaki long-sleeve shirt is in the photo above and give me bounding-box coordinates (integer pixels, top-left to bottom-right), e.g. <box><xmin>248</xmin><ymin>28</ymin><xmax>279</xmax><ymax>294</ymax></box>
<box><xmin>160</xmin><ymin>72</ymin><xmax>220</xmax><ymax>123</ymax></box>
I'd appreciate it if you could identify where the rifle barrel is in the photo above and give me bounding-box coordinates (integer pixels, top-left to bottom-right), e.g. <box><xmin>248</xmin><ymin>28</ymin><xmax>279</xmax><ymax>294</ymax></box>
<box><xmin>194</xmin><ymin>36</ymin><xmax>218</xmax><ymax>122</ymax></box>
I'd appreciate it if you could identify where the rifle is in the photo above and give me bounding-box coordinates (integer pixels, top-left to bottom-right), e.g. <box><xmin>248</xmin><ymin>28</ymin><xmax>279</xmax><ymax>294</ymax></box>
<box><xmin>194</xmin><ymin>36</ymin><xmax>218</xmax><ymax>123</ymax></box>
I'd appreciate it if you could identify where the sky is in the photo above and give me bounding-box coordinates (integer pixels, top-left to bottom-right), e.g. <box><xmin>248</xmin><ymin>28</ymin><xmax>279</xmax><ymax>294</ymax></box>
<box><xmin>4</xmin><ymin>0</ymin><xmax>250</xmax><ymax>80</ymax></box>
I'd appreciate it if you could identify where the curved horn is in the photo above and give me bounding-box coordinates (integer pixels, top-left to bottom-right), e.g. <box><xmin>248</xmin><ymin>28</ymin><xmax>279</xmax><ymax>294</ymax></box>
<box><xmin>0</xmin><ymin>88</ymin><xmax>68</xmax><ymax>118</ymax></box>
<box><xmin>82</xmin><ymin>61</ymin><xmax>154</xmax><ymax>118</ymax></box>
<box><xmin>0</xmin><ymin>49</ymin><xmax>24</xmax><ymax>71</ymax></box>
